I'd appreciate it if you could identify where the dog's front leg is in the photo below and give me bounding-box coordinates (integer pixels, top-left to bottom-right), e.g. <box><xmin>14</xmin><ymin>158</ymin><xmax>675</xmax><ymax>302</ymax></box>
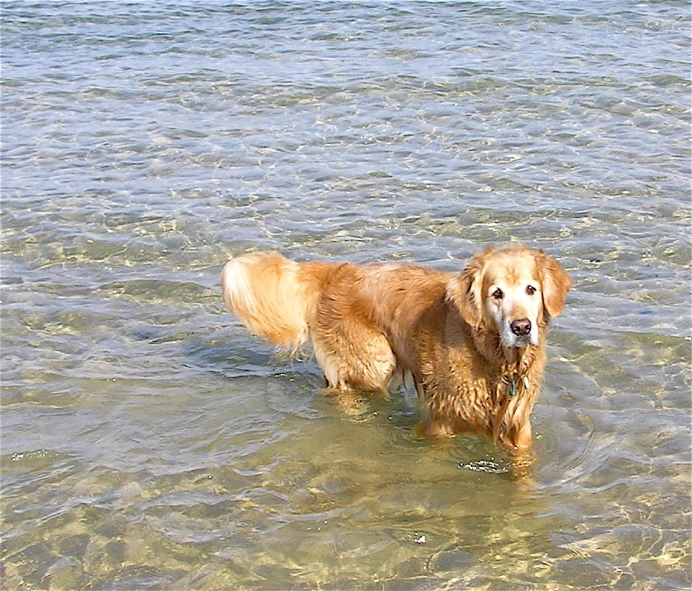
<box><xmin>512</xmin><ymin>419</ymin><xmax>533</xmax><ymax>452</ymax></box>
<box><xmin>503</xmin><ymin>421</ymin><xmax>536</xmax><ymax>482</ymax></box>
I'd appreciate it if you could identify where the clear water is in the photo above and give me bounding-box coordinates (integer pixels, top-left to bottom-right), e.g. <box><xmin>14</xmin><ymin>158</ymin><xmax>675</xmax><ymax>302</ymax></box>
<box><xmin>1</xmin><ymin>1</ymin><xmax>690</xmax><ymax>589</ymax></box>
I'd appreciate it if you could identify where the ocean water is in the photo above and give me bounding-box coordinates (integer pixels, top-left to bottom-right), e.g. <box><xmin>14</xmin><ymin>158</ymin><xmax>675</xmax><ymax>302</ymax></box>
<box><xmin>1</xmin><ymin>1</ymin><xmax>690</xmax><ymax>589</ymax></box>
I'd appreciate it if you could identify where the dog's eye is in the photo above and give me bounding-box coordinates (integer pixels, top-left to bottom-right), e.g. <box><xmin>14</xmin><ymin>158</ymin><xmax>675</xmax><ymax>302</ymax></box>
<box><xmin>526</xmin><ymin>285</ymin><xmax>537</xmax><ymax>296</ymax></box>
<box><xmin>492</xmin><ymin>288</ymin><xmax>504</xmax><ymax>300</ymax></box>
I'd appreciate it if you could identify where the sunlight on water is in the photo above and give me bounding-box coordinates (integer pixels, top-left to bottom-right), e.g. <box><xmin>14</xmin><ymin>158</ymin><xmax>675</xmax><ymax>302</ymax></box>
<box><xmin>1</xmin><ymin>1</ymin><xmax>690</xmax><ymax>589</ymax></box>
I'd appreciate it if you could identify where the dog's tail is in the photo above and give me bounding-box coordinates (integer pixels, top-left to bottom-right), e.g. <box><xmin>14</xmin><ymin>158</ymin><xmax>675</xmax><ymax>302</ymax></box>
<box><xmin>221</xmin><ymin>251</ymin><xmax>330</xmax><ymax>352</ymax></box>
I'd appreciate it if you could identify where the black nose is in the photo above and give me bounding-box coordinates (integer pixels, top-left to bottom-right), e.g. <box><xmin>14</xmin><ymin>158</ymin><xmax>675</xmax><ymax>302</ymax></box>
<box><xmin>510</xmin><ymin>318</ymin><xmax>531</xmax><ymax>336</ymax></box>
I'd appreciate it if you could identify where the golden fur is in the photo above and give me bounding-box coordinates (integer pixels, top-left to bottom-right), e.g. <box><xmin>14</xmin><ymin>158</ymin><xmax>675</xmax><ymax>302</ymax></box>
<box><xmin>221</xmin><ymin>246</ymin><xmax>571</xmax><ymax>454</ymax></box>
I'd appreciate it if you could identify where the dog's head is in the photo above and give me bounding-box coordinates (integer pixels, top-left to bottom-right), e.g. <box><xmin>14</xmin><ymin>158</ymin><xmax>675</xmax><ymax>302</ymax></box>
<box><xmin>447</xmin><ymin>246</ymin><xmax>571</xmax><ymax>348</ymax></box>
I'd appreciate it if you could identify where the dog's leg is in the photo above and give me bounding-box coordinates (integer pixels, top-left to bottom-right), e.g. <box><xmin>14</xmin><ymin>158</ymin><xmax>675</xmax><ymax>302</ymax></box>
<box><xmin>514</xmin><ymin>420</ymin><xmax>533</xmax><ymax>451</ymax></box>
<box><xmin>413</xmin><ymin>414</ymin><xmax>458</xmax><ymax>438</ymax></box>
<box><xmin>501</xmin><ymin>421</ymin><xmax>535</xmax><ymax>482</ymax></box>
<box><xmin>500</xmin><ymin>419</ymin><xmax>533</xmax><ymax>453</ymax></box>
<box><xmin>312</xmin><ymin>321</ymin><xmax>396</xmax><ymax>396</ymax></box>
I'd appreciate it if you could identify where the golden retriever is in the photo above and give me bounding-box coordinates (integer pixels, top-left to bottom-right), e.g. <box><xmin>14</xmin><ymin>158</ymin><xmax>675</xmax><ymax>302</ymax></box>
<box><xmin>221</xmin><ymin>246</ymin><xmax>571</xmax><ymax>455</ymax></box>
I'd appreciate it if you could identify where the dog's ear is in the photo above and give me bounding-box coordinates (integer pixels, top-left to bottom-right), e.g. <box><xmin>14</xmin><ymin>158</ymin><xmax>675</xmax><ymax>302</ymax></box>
<box><xmin>536</xmin><ymin>251</ymin><xmax>572</xmax><ymax>318</ymax></box>
<box><xmin>446</xmin><ymin>252</ymin><xmax>487</xmax><ymax>328</ymax></box>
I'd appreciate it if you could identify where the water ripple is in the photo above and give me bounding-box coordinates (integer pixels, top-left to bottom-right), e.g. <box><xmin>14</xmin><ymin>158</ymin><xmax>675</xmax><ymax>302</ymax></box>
<box><xmin>1</xmin><ymin>1</ymin><xmax>690</xmax><ymax>589</ymax></box>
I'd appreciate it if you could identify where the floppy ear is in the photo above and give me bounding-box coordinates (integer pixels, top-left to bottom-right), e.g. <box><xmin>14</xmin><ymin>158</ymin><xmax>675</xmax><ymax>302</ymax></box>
<box><xmin>446</xmin><ymin>252</ymin><xmax>487</xmax><ymax>328</ymax></box>
<box><xmin>536</xmin><ymin>251</ymin><xmax>572</xmax><ymax>318</ymax></box>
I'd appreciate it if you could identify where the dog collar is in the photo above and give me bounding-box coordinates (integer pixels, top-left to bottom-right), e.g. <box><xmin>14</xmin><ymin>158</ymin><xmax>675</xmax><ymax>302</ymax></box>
<box><xmin>504</xmin><ymin>376</ymin><xmax>530</xmax><ymax>397</ymax></box>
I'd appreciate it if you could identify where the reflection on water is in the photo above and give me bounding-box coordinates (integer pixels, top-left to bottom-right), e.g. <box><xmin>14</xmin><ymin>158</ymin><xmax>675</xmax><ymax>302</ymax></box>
<box><xmin>2</xmin><ymin>1</ymin><xmax>690</xmax><ymax>589</ymax></box>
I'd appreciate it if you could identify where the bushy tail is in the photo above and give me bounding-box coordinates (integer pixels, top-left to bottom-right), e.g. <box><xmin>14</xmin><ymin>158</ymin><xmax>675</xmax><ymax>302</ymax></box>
<box><xmin>221</xmin><ymin>251</ymin><xmax>319</xmax><ymax>352</ymax></box>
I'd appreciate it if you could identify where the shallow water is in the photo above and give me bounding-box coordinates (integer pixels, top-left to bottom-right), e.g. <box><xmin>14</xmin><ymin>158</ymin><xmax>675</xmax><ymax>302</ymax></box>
<box><xmin>1</xmin><ymin>1</ymin><xmax>690</xmax><ymax>589</ymax></box>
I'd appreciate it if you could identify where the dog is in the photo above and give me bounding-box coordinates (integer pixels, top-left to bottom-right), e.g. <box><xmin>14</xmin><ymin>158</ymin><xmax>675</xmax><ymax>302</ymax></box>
<box><xmin>221</xmin><ymin>246</ymin><xmax>571</xmax><ymax>455</ymax></box>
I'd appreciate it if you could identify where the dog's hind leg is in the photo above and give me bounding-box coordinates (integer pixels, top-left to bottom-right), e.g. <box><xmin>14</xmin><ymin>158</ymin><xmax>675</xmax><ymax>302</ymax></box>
<box><xmin>312</xmin><ymin>322</ymin><xmax>396</xmax><ymax>396</ymax></box>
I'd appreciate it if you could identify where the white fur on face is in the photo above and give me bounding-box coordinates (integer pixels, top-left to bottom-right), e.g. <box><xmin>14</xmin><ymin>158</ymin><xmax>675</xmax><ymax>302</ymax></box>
<box><xmin>484</xmin><ymin>272</ymin><xmax>543</xmax><ymax>349</ymax></box>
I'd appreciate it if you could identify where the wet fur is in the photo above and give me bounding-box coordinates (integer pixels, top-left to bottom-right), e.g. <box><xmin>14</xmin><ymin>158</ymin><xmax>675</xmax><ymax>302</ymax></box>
<box><xmin>221</xmin><ymin>247</ymin><xmax>571</xmax><ymax>454</ymax></box>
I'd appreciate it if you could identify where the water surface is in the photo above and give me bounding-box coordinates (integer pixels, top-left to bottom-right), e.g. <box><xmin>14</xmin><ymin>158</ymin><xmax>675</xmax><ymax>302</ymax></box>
<box><xmin>2</xmin><ymin>1</ymin><xmax>690</xmax><ymax>589</ymax></box>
